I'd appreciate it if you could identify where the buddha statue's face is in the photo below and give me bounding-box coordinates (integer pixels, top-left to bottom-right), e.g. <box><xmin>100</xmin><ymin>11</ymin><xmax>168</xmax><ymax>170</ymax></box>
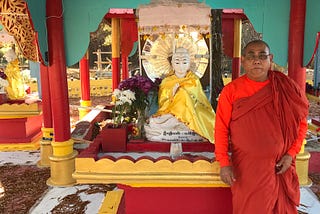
<box><xmin>171</xmin><ymin>48</ymin><xmax>190</xmax><ymax>78</ymax></box>
<box><xmin>4</xmin><ymin>49</ymin><xmax>17</xmax><ymax>63</ymax></box>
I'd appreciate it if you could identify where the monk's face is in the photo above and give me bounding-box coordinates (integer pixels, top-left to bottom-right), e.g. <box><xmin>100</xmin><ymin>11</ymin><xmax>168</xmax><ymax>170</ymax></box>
<box><xmin>241</xmin><ymin>42</ymin><xmax>273</xmax><ymax>82</ymax></box>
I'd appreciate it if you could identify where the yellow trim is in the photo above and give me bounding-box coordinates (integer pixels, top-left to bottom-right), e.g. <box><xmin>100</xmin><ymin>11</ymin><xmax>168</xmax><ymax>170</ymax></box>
<box><xmin>67</xmin><ymin>79</ymin><xmax>113</xmax><ymax>98</ymax></box>
<box><xmin>111</xmin><ymin>18</ymin><xmax>120</xmax><ymax>58</ymax></box>
<box><xmin>80</xmin><ymin>100</ymin><xmax>92</xmax><ymax>107</ymax></box>
<box><xmin>233</xmin><ymin>19</ymin><xmax>242</xmax><ymax>58</ymax></box>
<box><xmin>79</xmin><ymin>100</ymin><xmax>92</xmax><ymax>119</ymax></box>
<box><xmin>233</xmin><ymin>19</ymin><xmax>242</xmax><ymax>57</ymax></box>
<box><xmin>0</xmin><ymin>136</ymin><xmax>41</xmax><ymax>151</ymax></box>
<box><xmin>0</xmin><ymin>102</ymin><xmax>41</xmax><ymax>118</ymax></box>
<box><xmin>73</xmin><ymin>157</ymin><xmax>228</xmax><ymax>187</ymax></box>
<box><xmin>41</xmin><ymin>127</ymin><xmax>54</xmax><ymax>139</ymax></box>
<box><xmin>99</xmin><ymin>190</ymin><xmax>124</xmax><ymax>214</ymax></box>
<box><xmin>51</xmin><ymin>139</ymin><xmax>74</xmax><ymax>156</ymax></box>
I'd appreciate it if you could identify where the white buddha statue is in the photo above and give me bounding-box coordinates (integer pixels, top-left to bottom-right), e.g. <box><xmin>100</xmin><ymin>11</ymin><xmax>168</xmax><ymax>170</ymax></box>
<box><xmin>144</xmin><ymin>47</ymin><xmax>215</xmax><ymax>143</ymax></box>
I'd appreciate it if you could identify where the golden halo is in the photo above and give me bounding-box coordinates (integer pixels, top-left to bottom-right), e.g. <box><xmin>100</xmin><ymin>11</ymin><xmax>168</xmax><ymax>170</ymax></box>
<box><xmin>141</xmin><ymin>33</ymin><xmax>209</xmax><ymax>81</ymax></box>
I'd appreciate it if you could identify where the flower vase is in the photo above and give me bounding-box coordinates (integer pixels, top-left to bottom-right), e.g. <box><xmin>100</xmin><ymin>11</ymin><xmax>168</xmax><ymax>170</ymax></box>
<box><xmin>100</xmin><ymin>125</ymin><xmax>128</xmax><ymax>152</ymax></box>
<box><xmin>135</xmin><ymin>109</ymin><xmax>147</xmax><ymax>140</ymax></box>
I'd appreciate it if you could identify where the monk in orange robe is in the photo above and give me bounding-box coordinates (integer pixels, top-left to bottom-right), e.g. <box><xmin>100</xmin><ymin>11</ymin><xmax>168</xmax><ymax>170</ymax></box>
<box><xmin>215</xmin><ymin>40</ymin><xmax>309</xmax><ymax>213</ymax></box>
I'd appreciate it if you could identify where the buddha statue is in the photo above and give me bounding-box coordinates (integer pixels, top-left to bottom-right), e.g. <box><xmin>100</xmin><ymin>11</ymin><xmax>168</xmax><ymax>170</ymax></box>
<box><xmin>144</xmin><ymin>47</ymin><xmax>215</xmax><ymax>143</ymax></box>
<box><xmin>4</xmin><ymin>48</ymin><xmax>26</xmax><ymax>100</ymax></box>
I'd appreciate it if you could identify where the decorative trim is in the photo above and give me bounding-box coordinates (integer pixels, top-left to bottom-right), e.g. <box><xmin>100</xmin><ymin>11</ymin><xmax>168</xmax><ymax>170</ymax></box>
<box><xmin>0</xmin><ymin>0</ymin><xmax>39</xmax><ymax>62</ymax></box>
<box><xmin>73</xmin><ymin>157</ymin><xmax>227</xmax><ymax>187</ymax></box>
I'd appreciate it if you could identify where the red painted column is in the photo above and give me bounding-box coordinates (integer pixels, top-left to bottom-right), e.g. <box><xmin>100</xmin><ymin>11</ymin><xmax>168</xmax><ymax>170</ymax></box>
<box><xmin>38</xmin><ymin>63</ymin><xmax>54</xmax><ymax>167</ymax></box>
<box><xmin>46</xmin><ymin>0</ymin><xmax>70</xmax><ymax>142</ymax></box>
<box><xmin>232</xmin><ymin>19</ymin><xmax>242</xmax><ymax>80</ymax></box>
<box><xmin>79</xmin><ymin>51</ymin><xmax>92</xmax><ymax>119</ymax></box>
<box><xmin>288</xmin><ymin>0</ymin><xmax>310</xmax><ymax>187</ymax></box>
<box><xmin>122</xmin><ymin>56</ymin><xmax>129</xmax><ymax>80</ymax></box>
<box><xmin>80</xmin><ymin>51</ymin><xmax>90</xmax><ymax>101</ymax></box>
<box><xmin>288</xmin><ymin>0</ymin><xmax>306</xmax><ymax>91</ymax></box>
<box><xmin>46</xmin><ymin>0</ymin><xmax>76</xmax><ymax>186</ymax></box>
<box><xmin>39</xmin><ymin>63</ymin><xmax>53</xmax><ymax>129</ymax></box>
<box><xmin>112</xmin><ymin>18</ymin><xmax>121</xmax><ymax>90</ymax></box>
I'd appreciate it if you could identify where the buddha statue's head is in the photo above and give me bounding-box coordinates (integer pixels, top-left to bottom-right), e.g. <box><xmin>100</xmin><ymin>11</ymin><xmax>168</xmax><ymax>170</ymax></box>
<box><xmin>171</xmin><ymin>47</ymin><xmax>190</xmax><ymax>78</ymax></box>
<box><xmin>4</xmin><ymin>49</ymin><xmax>17</xmax><ymax>63</ymax></box>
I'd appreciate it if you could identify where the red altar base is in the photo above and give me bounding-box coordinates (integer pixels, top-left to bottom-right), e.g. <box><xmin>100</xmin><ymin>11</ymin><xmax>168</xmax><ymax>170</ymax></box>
<box><xmin>78</xmin><ymin>137</ymin><xmax>215</xmax><ymax>159</ymax></box>
<box><xmin>117</xmin><ymin>184</ymin><xmax>232</xmax><ymax>214</ymax></box>
<box><xmin>127</xmin><ymin>139</ymin><xmax>214</xmax><ymax>152</ymax></box>
<box><xmin>0</xmin><ymin>114</ymin><xmax>43</xmax><ymax>144</ymax></box>
<box><xmin>0</xmin><ymin>100</ymin><xmax>43</xmax><ymax>145</ymax></box>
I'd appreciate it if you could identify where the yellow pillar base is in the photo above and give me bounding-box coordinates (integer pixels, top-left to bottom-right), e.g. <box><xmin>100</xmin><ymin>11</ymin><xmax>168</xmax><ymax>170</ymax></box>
<box><xmin>79</xmin><ymin>100</ymin><xmax>92</xmax><ymax>120</ymax></box>
<box><xmin>296</xmin><ymin>151</ymin><xmax>312</xmax><ymax>186</ymax></box>
<box><xmin>47</xmin><ymin>139</ymin><xmax>77</xmax><ymax>186</ymax></box>
<box><xmin>47</xmin><ymin>150</ymin><xmax>78</xmax><ymax>187</ymax></box>
<box><xmin>37</xmin><ymin>127</ymin><xmax>54</xmax><ymax>168</ymax></box>
<box><xmin>37</xmin><ymin>140</ymin><xmax>52</xmax><ymax>168</ymax></box>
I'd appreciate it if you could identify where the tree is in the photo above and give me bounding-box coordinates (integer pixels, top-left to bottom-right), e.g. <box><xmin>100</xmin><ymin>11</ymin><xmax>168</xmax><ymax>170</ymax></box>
<box><xmin>210</xmin><ymin>9</ymin><xmax>224</xmax><ymax>111</ymax></box>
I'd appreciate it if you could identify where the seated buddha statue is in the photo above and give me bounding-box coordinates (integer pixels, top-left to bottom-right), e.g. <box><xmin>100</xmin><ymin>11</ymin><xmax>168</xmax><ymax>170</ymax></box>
<box><xmin>144</xmin><ymin>47</ymin><xmax>215</xmax><ymax>143</ymax></box>
<box><xmin>4</xmin><ymin>48</ymin><xmax>26</xmax><ymax>100</ymax></box>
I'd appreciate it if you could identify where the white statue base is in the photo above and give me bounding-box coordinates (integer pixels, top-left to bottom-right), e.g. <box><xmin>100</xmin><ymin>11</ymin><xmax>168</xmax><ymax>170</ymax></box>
<box><xmin>144</xmin><ymin>114</ymin><xmax>205</xmax><ymax>142</ymax></box>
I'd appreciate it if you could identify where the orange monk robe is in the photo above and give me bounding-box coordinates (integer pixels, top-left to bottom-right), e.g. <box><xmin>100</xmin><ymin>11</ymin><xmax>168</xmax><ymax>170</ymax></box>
<box><xmin>214</xmin><ymin>70</ymin><xmax>309</xmax><ymax>213</ymax></box>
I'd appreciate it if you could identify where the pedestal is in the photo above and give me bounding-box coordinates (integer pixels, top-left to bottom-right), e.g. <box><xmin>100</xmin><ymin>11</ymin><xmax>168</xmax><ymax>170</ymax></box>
<box><xmin>296</xmin><ymin>151</ymin><xmax>312</xmax><ymax>186</ymax></box>
<box><xmin>0</xmin><ymin>101</ymin><xmax>42</xmax><ymax>150</ymax></box>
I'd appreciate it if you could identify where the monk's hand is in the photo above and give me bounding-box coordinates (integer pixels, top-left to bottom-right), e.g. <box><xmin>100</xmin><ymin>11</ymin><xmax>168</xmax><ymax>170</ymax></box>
<box><xmin>220</xmin><ymin>166</ymin><xmax>236</xmax><ymax>186</ymax></box>
<box><xmin>276</xmin><ymin>154</ymin><xmax>293</xmax><ymax>174</ymax></box>
<box><xmin>172</xmin><ymin>83</ymin><xmax>180</xmax><ymax>96</ymax></box>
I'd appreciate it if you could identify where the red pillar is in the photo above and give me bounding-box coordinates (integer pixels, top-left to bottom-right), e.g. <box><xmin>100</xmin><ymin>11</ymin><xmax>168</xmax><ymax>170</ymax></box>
<box><xmin>80</xmin><ymin>51</ymin><xmax>90</xmax><ymax>101</ymax></box>
<box><xmin>112</xmin><ymin>18</ymin><xmax>121</xmax><ymax>90</ymax></box>
<box><xmin>288</xmin><ymin>0</ymin><xmax>306</xmax><ymax>91</ymax></box>
<box><xmin>46</xmin><ymin>0</ymin><xmax>70</xmax><ymax>142</ymax></box>
<box><xmin>122</xmin><ymin>56</ymin><xmax>129</xmax><ymax>80</ymax></box>
<box><xmin>79</xmin><ymin>51</ymin><xmax>92</xmax><ymax>119</ymax></box>
<box><xmin>38</xmin><ymin>63</ymin><xmax>54</xmax><ymax>167</ymax></box>
<box><xmin>39</xmin><ymin>63</ymin><xmax>52</xmax><ymax>129</ymax></box>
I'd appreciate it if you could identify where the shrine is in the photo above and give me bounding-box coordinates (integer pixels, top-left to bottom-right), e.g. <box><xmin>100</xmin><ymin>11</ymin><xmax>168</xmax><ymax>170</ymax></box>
<box><xmin>1</xmin><ymin>0</ymin><xmax>320</xmax><ymax>213</ymax></box>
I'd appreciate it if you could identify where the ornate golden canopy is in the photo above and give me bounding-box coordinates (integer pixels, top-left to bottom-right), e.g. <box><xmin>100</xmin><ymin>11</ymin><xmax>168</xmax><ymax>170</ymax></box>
<box><xmin>0</xmin><ymin>0</ymin><xmax>39</xmax><ymax>62</ymax></box>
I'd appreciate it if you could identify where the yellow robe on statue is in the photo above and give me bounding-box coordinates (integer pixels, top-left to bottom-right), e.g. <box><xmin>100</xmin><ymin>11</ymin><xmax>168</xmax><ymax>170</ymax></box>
<box><xmin>4</xmin><ymin>59</ymin><xmax>26</xmax><ymax>100</ymax></box>
<box><xmin>153</xmin><ymin>71</ymin><xmax>215</xmax><ymax>143</ymax></box>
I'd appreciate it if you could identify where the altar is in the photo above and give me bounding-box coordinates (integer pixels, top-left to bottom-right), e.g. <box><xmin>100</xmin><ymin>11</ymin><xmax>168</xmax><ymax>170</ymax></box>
<box><xmin>73</xmin><ymin>136</ymin><xmax>231</xmax><ymax>214</ymax></box>
<box><xmin>0</xmin><ymin>100</ymin><xmax>42</xmax><ymax>150</ymax></box>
